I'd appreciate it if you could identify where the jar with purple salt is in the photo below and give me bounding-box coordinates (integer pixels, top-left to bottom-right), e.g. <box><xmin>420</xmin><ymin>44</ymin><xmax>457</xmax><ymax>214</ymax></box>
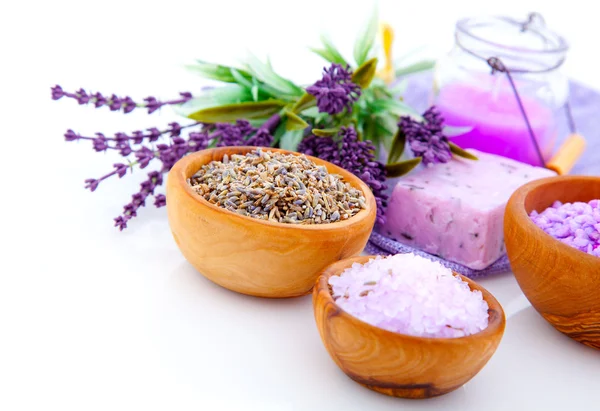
<box><xmin>530</xmin><ymin>199</ymin><xmax>600</xmax><ymax>257</ymax></box>
<box><xmin>328</xmin><ymin>254</ymin><xmax>490</xmax><ymax>338</ymax></box>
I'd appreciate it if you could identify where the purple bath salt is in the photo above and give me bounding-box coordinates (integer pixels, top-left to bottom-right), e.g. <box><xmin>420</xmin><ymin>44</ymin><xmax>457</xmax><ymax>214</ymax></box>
<box><xmin>328</xmin><ymin>254</ymin><xmax>490</xmax><ymax>338</ymax></box>
<box><xmin>530</xmin><ymin>200</ymin><xmax>600</xmax><ymax>257</ymax></box>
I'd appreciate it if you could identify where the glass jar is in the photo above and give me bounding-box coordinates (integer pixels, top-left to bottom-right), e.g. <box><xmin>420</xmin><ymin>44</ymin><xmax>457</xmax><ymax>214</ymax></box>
<box><xmin>433</xmin><ymin>14</ymin><xmax>569</xmax><ymax>166</ymax></box>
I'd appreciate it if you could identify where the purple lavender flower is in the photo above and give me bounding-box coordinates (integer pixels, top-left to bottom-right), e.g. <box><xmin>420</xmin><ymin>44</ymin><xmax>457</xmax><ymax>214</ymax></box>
<box><xmin>114</xmin><ymin>163</ymin><xmax>128</xmax><ymax>178</ymax></box>
<box><xmin>51</xmin><ymin>85</ymin><xmax>193</xmax><ymax>115</ymax></box>
<box><xmin>168</xmin><ymin>122</ymin><xmax>182</xmax><ymax>137</ymax></box>
<box><xmin>144</xmin><ymin>96</ymin><xmax>161</xmax><ymax>114</ymax></box>
<box><xmin>93</xmin><ymin>135</ymin><xmax>109</xmax><ymax>152</ymax></box>
<box><xmin>147</xmin><ymin>127</ymin><xmax>161</xmax><ymax>142</ymax></box>
<box><xmin>64</xmin><ymin>129</ymin><xmax>79</xmax><ymax>141</ymax></box>
<box><xmin>306</xmin><ymin>64</ymin><xmax>361</xmax><ymax>115</ymax></box>
<box><xmin>92</xmin><ymin>92</ymin><xmax>107</xmax><ymax>108</ymax></box>
<box><xmin>114</xmin><ymin>216</ymin><xmax>128</xmax><ymax>231</ymax></box>
<box><xmin>118</xmin><ymin>143</ymin><xmax>132</xmax><ymax>157</ymax></box>
<box><xmin>132</xmin><ymin>131</ymin><xmax>145</xmax><ymax>144</ymax></box>
<box><xmin>299</xmin><ymin>126</ymin><xmax>388</xmax><ymax>224</ymax></box>
<box><xmin>51</xmin><ymin>85</ymin><xmax>64</xmax><ymax>100</ymax></box>
<box><xmin>122</xmin><ymin>96</ymin><xmax>136</xmax><ymax>114</ymax></box>
<box><xmin>399</xmin><ymin>106</ymin><xmax>452</xmax><ymax>166</ymax></box>
<box><xmin>63</xmin><ymin>108</ymin><xmax>275</xmax><ymax>230</ymax></box>
<box><xmin>108</xmin><ymin>94</ymin><xmax>122</xmax><ymax>111</ymax></box>
<box><xmin>84</xmin><ymin>179</ymin><xmax>99</xmax><ymax>192</ymax></box>
<box><xmin>154</xmin><ymin>194</ymin><xmax>166</xmax><ymax>208</ymax></box>
<box><xmin>76</xmin><ymin>88</ymin><xmax>89</xmax><ymax>105</ymax></box>
<box><xmin>246</xmin><ymin>128</ymin><xmax>273</xmax><ymax>147</ymax></box>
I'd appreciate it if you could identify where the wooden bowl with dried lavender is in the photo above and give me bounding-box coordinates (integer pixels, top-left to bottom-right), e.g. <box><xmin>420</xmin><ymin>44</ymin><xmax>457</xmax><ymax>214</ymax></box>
<box><xmin>167</xmin><ymin>146</ymin><xmax>376</xmax><ymax>298</ymax></box>
<box><xmin>313</xmin><ymin>255</ymin><xmax>505</xmax><ymax>399</ymax></box>
<box><xmin>505</xmin><ymin>175</ymin><xmax>600</xmax><ymax>349</ymax></box>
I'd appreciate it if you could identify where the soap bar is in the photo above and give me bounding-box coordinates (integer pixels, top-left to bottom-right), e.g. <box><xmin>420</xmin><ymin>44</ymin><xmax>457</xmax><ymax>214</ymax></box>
<box><xmin>384</xmin><ymin>150</ymin><xmax>556</xmax><ymax>269</ymax></box>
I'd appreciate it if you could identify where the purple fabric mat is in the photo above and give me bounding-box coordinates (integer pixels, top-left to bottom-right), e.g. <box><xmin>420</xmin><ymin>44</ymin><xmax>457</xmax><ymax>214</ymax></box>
<box><xmin>368</xmin><ymin>75</ymin><xmax>600</xmax><ymax>278</ymax></box>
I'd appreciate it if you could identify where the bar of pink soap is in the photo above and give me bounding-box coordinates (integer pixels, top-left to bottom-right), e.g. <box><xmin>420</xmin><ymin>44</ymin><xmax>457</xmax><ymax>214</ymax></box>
<box><xmin>384</xmin><ymin>150</ymin><xmax>556</xmax><ymax>269</ymax></box>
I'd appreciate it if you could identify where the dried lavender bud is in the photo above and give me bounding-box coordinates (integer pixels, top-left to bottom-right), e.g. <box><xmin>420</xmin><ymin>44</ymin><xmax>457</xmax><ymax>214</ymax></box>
<box><xmin>298</xmin><ymin>126</ymin><xmax>387</xmax><ymax>225</ymax></box>
<box><xmin>189</xmin><ymin>149</ymin><xmax>366</xmax><ymax>225</ymax></box>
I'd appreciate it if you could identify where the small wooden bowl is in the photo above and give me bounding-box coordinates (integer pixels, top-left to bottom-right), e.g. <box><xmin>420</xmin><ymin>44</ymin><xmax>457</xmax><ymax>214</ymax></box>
<box><xmin>166</xmin><ymin>147</ymin><xmax>376</xmax><ymax>298</ymax></box>
<box><xmin>505</xmin><ymin>175</ymin><xmax>600</xmax><ymax>349</ymax></box>
<box><xmin>313</xmin><ymin>256</ymin><xmax>506</xmax><ymax>399</ymax></box>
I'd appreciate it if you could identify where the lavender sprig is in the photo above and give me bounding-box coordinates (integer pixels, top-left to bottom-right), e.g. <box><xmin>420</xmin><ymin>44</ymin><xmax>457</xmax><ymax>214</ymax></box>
<box><xmin>71</xmin><ymin>115</ymin><xmax>279</xmax><ymax>230</ymax></box>
<box><xmin>306</xmin><ymin>64</ymin><xmax>361</xmax><ymax>115</ymax></box>
<box><xmin>299</xmin><ymin>126</ymin><xmax>388</xmax><ymax>225</ymax></box>
<box><xmin>399</xmin><ymin>106</ymin><xmax>452</xmax><ymax>166</ymax></box>
<box><xmin>51</xmin><ymin>85</ymin><xmax>192</xmax><ymax>115</ymax></box>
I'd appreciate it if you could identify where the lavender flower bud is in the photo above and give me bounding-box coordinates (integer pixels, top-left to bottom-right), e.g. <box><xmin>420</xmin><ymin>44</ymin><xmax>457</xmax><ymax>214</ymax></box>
<box><xmin>132</xmin><ymin>193</ymin><xmax>146</xmax><ymax>207</ymax></box>
<box><xmin>131</xmin><ymin>131</ymin><xmax>144</xmax><ymax>144</ymax></box>
<box><xmin>169</xmin><ymin>122</ymin><xmax>181</xmax><ymax>137</ymax></box>
<box><xmin>84</xmin><ymin>179</ymin><xmax>99</xmax><ymax>192</ymax></box>
<box><xmin>109</xmin><ymin>94</ymin><xmax>122</xmax><ymax>111</ymax></box>
<box><xmin>113</xmin><ymin>163</ymin><xmax>128</xmax><ymax>178</ymax></box>
<box><xmin>76</xmin><ymin>88</ymin><xmax>89</xmax><ymax>105</ymax></box>
<box><xmin>122</xmin><ymin>96</ymin><xmax>136</xmax><ymax>114</ymax></box>
<box><xmin>147</xmin><ymin>127</ymin><xmax>161</xmax><ymax>142</ymax></box>
<box><xmin>64</xmin><ymin>129</ymin><xmax>79</xmax><ymax>141</ymax></box>
<box><xmin>154</xmin><ymin>194</ymin><xmax>166</xmax><ymax>208</ymax></box>
<box><xmin>114</xmin><ymin>216</ymin><xmax>128</xmax><ymax>231</ymax></box>
<box><xmin>92</xmin><ymin>92</ymin><xmax>106</xmax><ymax>108</ymax></box>
<box><xmin>51</xmin><ymin>85</ymin><xmax>65</xmax><ymax>100</ymax></box>
<box><xmin>93</xmin><ymin>135</ymin><xmax>109</xmax><ymax>152</ymax></box>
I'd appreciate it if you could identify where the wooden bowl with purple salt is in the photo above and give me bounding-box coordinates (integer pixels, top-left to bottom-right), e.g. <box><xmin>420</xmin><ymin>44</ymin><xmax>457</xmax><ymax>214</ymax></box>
<box><xmin>313</xmin><ymin>255</ymin><xmax>505</xmax><ymax>399</ymax></box>
<box><xmin>505</xmin><ymin>175</ymin><xmax>600</xmax><ymax>350</ymax></box>
<box><xmin>166</xmin><ymin>146</ymin><xmax>376</xmax><ymax>298</ymax></box>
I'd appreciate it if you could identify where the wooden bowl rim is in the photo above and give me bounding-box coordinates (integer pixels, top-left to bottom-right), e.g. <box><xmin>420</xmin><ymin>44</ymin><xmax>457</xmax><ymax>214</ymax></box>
<box><xmin>169</xmin><ymin>146</ymin><xmax>377</xmax><ymax>232</ymax></box>
<box><xmin>316</xmin><ymin>255</ymin><xmax>506</xmax><ymax>343</ymax></box>
<box><xmin>507</xmin><ymin>175</ymin><xmax>600</xmax><ymax>266</ymax></box>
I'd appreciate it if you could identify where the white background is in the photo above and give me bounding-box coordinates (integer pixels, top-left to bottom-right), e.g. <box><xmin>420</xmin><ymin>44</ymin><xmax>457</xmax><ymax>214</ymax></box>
<box><xmin>2</xmin><ymin>1</ymin><xmax>600</xmax><ymax>410</ymax></box>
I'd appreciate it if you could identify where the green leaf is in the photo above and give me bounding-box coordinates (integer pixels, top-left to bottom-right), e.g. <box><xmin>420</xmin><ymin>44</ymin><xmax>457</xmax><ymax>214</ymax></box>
<box><xmin>387</xmin><ymin>128</ymin><xmax>406</xmax><ymax>164</ymax></box>
<box><xmin>244</xmin><ymin>54</ymin><xmax>304</xmax><ymax>97</ymax></box>
<box><xmin>353</xmin><ymin>8</ymin><xmax>379</xmax><ymax>66</ymax></box>
<box><xmin>394</xmin><ymin>60</ymin><xmax>436</xmax><ymax>77</ymax></box>
<box><xmin>229</xmin><ymin>68</ymin><xmax>254</xmax><ymax>88</ymax></box>
<box><xmin>385</xmin><ymin>157</ymin><xmax>422</xmax><ymax>177</ymax></box>
<box><xmin>449</xmin><ymin>142</ymin><xmax>478</xmax><ymax>160</ymax></box>
<box><xmin>271</xmin><ymin>120</ymin><xmax>288</xmax><ymax>147</ymax></box>
<box><xmin>186</xmin><ymin>60</ymin><xmax>253</xmax><ymax>83</ymax></box>
<box><xmin>285</xmin><ymin>111</ymin><xmax>309</xmax><ymax>131</ymax></box>
<box><xmin>310</xmin><ymin>35</ymin><xmax>348</xmax><ymax>65</ymax></box>
<box><xmin>291</xmin><ymin>92</ymin><xmax>316</xmax><ymax>113</ymax></box>
<box><xmin>351</xmin><ymin>58</ymin><xmax>378</xmax><ymax>89</ymax></box>
<box><xmin>279</xmin><ymin>130</ymin><xmax>304</xmax><ymax>152</ymax></box>
<box><xmin>312</xmin><ymin>127</ymin><xmax>339</xmax><ymax>137</ymax></box>
<box><xmin>370</xmin><ymin>99</ymin><xmax>422</xmax><ymax>119</ymax></box>
<box><xmin>174</xmin><ymin>85</ymin><xmax>252</xmax><ymax>117</ymax></box>
<box><xmin>188</xmin><ymin>100</ymin><xmax>286</xmax><ymax>123</ymax></box>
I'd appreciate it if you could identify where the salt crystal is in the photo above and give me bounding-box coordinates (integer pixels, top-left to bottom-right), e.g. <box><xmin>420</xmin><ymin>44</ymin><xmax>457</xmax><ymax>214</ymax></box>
<box><xmin>530</xmin><ymin>199</ymin><xmax>600</xmax><ymax>257</ymax></box>
<box><xmin>329</xmin><ymin>254</ymin><xmax>490</xmax><ymax>338</ymax></box>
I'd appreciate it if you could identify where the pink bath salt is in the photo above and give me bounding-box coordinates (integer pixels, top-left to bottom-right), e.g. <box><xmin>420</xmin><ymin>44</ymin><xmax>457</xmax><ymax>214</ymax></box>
<box><xmin>328</xmin><ymin>254</ymin><xmax>490</xmax><ymax>338</ymax></box>
<box><xmin>530</xmin><ymin>200</ymin><xmax>600</xmax><ymax>257</ymax></box>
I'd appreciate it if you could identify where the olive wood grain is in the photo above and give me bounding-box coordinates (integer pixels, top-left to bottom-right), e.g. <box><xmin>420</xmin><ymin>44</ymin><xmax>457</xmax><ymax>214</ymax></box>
<box><xmin>166</xmin><ymin>147</ymin><xmax>376</xmax><ymax>298</ymax></box>
<box><xmin>313</xmin><ymin>256</ymin><xmax>506</xmax><ymax>399</ymax></box>
<box><xmin>505</xmin><ymin>175</ymin><xmax>600</xmax><ymax>349</ymax></box>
